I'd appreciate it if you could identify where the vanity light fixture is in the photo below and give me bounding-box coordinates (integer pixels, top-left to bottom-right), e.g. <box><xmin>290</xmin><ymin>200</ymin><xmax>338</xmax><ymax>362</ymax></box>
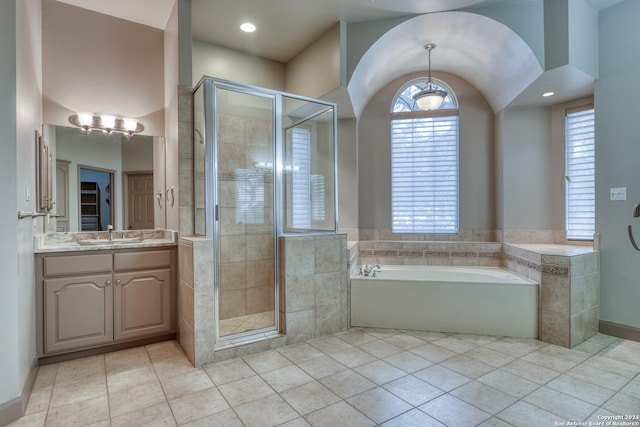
<box><xmin>413</xmin><ymin>43</ymin><xmax>448</xmax><ymax>111</ymax></box>
<box><xmin>69</xmin><ymin>113</ymin><xmax>144</xmax><ymax>138</ymax></box>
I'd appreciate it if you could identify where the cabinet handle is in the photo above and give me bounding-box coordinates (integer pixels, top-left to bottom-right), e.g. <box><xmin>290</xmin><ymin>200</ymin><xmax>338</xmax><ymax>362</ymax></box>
<box><xmin>116</xmin><ymin>279</ymin><xmax>121</xmax><ymax>286</ymax></box>
<box><xmin>105</xmin><ymin>280</ymin><xmax>111</xmax><ymax>286</ymax></box>
<box><xmin>156</xmin><ymin>191</ymin><xmax>163</xmax><ymax>208</ymax></box>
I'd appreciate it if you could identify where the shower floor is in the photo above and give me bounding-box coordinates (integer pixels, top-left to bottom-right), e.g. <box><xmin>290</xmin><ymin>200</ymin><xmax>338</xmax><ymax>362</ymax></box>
<box><xmin>219</xmin><ymin>311</ymin><xmax>275</xmax><ymax>336</ymax></box>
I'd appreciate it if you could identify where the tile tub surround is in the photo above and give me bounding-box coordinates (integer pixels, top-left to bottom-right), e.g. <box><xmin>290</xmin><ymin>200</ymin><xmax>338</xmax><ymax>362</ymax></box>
<box><xmin>33</xmin><ymin>229</ymin><xmax>177</xmax><ymax>252</ymax></box>
<box><xmin>504</xmin><ymin>244</ymin><xmax>600</xmax><ymax>348</ymax></box>
<box><xmin>357</xmin><ymin>240</ymin><xmax>503</xmax><ymax>267</ymax></box>
<box><xmin>351</xmin><ymin>240</ymin><xmax>599</xmax><ymax>349</ymax></box>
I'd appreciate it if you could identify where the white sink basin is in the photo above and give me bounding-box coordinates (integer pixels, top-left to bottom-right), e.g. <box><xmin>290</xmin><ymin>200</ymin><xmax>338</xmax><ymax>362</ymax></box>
<box><xmin>77</xmin><ymin>237</ymin><xmax>143</xmax><ymax>246</ymax></box>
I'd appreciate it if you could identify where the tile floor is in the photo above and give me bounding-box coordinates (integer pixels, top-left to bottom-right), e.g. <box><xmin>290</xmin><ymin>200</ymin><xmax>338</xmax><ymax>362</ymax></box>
<box><xmin>9</xmin><ymin>328</ymin><xmax>640</xmax><ymax>427</ymax></box>
<box><xmin>219</xmin><ymin>311</ymin><xmax>275</xmax><ymax>337</ymax></box>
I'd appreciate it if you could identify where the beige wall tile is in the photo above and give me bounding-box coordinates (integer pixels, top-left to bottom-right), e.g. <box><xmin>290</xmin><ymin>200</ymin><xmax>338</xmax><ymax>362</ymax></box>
<box><xmin>220</xmin><ymin>235</ymin><xmax>246</xmax><ymax>263</ymax></box>
<box><xmin>246</xmin><ymin>260</ymin><xmax>274</xmax><ymax>288</ymax></box>
<box><xmin>219</xmin><ymin>262</ymin><xmax>247</xmax><ymax>291</ymax></box>
<box><xmin>178</xmin><ymin>281</ymin><xmax>194</xmax><ymax>329</ymax></box>
<box><xmin>285</xmin><ymin>310</ymin><xmax>315</xmax><ymax>344</ymax></box>
<box><xmin>315</xmin><ymin>272</ymin><xmax>342</xmax><ymax>307</ymax></box>
<box><xmin>571</xmin><ymin>307</ymin><xmax>599</xmax><ymax>348</ymax></box>
<box><xmin>220</xmin><ymin>289</ymin><xmax>247</xmax><ymax>319</ymax></box>
<box><xmin>179</xmin><ymin>317</ymin><xmax>195</xmax><ymax>365</ymax></box>
<box><xmin>246</xmin><ymin>233</ymin><xmax>274</xmax><ymax>261</ymax></box>
<box><xmin>247</xmin><ymin>286</ymin><xmax>274</xmax><ymax>314</ymax></box>
<box><xmin>285</xmin><ymin>238</ymin><xmax>315</xmax><ymax>276</ymax></box>
<box><xmin>540</xmin><ymin>275</ymin><xmax>570</xmax><ymax>315</ymax></box>
<box><xmin>540</xmin><ymin>310</ymin><xmax>570</xmax><ymax>348</ymax></box>
<box><xmin>285</xmin><ymin>275</ymin><xmax>315</xmax><ymax>312</ymax></box>
<box><xmin>315</xmin><ymin>237</ymin><xmax>342</xmax><ymax>273</ymax></box>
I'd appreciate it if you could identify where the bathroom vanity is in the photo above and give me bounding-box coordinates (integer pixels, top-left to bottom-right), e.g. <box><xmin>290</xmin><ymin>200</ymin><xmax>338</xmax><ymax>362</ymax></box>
<box><xmin>34</xmin><ymin>231</ymin><xmax>177</xmax><ymax>359</ymax></box>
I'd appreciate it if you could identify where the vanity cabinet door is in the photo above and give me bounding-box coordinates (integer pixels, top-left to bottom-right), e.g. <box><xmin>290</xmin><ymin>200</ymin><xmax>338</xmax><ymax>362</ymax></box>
<box><xmin>113</xmin><ymin>269</ymin><xmax>172</xmax><ymax>341</ymax></box>
<box><xmin>44</xmin><ymin>273</ymin><xmax>114</xmax><ymax>354</ymax></box>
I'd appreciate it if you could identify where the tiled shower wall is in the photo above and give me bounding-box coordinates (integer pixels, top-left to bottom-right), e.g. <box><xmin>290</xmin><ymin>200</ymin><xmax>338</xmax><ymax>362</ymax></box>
<box><xmin>280</xmin><ymin>234</ymin><xmax>349</xmax><ymax>344</ymax></box>
<box><xmin>217</xmin><ymin>114</ymin><xmax>275</xmax><ymax>320</ymax></box>
<box><xmin>178</xmin><ymin>236</ymin><xmax>215</xmax><ymax>366</ymax></box>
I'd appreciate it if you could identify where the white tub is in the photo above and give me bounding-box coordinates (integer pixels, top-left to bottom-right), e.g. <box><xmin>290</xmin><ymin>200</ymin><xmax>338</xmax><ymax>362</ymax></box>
<box><xmin>351</xmin><ymin>265</ymin><xmax>538</xmax><ymax>338</ymax></box>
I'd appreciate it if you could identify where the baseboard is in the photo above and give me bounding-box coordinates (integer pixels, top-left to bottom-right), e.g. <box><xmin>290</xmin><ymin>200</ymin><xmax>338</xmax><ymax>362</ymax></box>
<box><xmin>21</xmin><ymin>356</ymin><xmax>39</xmax><ymax>413</ymax></box>
<box><xmin>600</xmin><ymin>320</ymin><xmax>640</xmax><ymax>342</ymax></box>
<box><xmin>38</xmin><ymin>333</ymin><xmax>176</xmax><ymax>365</ymax></box>
<box><xmin>0</xmin><ymin>356</ymin><xmax>39</xmax><ymax>427</ymax></box>
<box><xmin>0</xmin><ymin>397</ymin><xmax>23</xmax><ymax>427</ymax></box>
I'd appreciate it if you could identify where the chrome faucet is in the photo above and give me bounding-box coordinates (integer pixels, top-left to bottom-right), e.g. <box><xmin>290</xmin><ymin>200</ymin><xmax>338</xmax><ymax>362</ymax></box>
<box><xmin>362</xmin><ymin>264</ymin><xmax>381</xmax><ymax>277</ymax></box>
<box><xmin>107</xmin><ymin>224</ymin><xmax>114</xmax><ymax>241</ymax></box>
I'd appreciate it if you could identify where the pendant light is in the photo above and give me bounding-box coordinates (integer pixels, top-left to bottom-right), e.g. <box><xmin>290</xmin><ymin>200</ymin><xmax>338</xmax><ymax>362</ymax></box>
<box><xmin>413</xmin><ymin>43</ymin><xmax>448</xmax><ymax>111</ymax></box>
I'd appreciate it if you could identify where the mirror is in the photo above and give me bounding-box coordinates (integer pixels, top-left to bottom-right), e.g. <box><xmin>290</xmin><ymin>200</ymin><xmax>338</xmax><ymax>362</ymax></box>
<box><xmin>44</xmin><ymin>125</ymin><xmax>166</xmax><ymax>232</ymax></box>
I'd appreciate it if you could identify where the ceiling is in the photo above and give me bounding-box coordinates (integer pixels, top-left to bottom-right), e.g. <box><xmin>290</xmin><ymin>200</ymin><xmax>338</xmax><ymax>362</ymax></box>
<box><xmin>57</xmin><ymin>0</ymin><xmax>624</xmax><ymax>115</ymax></box>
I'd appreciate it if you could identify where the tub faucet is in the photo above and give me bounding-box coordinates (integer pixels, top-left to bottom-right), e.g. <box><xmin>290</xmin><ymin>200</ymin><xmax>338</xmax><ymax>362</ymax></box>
<box><xmin>107</xmin><ymin>224</ymin><xmax>114</xmax><ymax>241</ymax></box>
<box><xmin>362</xmin><ymin>264</ymin><xmax>380</xmax><ymax>277</ymax></box>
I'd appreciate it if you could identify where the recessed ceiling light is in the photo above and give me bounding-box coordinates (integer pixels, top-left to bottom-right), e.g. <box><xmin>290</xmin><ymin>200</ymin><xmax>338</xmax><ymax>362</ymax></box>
<box><xmin>542</xmin><ymin>91</ymin><xmax>555</xmax><ymax>97</ymax></box>
<box><xmin>240</xmin><ymin>22</ymin><xmax>256</xmax><ymax>33</ymax></box>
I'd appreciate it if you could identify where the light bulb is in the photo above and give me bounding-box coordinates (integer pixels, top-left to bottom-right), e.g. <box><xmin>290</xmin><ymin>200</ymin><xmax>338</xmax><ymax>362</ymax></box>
<box><xmin>101</xmin><ymin>115</ymin><xmax>116</xmax><ymax>130</ymax></box>
<box><xmin>123</xmin><ymin>118</ymin><xmax>138</xmax><ymax>132</ymax></box>
<box><xmin>77</xmin><ymin>112</ymin><xmax>93</xmax><ymax>127</ymax></box>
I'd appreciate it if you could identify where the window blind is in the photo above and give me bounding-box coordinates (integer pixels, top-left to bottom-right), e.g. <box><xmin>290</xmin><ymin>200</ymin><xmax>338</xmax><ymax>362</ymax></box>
<box><xmin>290</xmin><ymin>127</ymin><xmax>311</xmax><ymax>229</ymax></box>
<box><xmin>565</xmin><ymin>108</ymin><xmax>595</xmax><ymax>240</ymax></box>
<box><xmin>391</xmin><ymin>115</ymin><xmax>459</xmax><ymax>233</ymax></box>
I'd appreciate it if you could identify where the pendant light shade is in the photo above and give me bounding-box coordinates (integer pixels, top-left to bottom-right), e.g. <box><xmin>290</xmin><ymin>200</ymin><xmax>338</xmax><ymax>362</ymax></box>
<box><xmin>413</xmin><ymin>43</ymin><xmax>448</xmax><ymax>111</ymax></box>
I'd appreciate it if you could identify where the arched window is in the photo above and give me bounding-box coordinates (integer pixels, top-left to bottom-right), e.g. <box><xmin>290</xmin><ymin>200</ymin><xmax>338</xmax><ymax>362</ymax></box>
<box><xmin>390</xmin><ymin>78</ymin><xmax>459</xmax><ymax>234</ymax></box>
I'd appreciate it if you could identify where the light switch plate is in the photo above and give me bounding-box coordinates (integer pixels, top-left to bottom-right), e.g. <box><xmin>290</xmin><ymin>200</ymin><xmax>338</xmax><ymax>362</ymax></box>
<box><xmin>610</xmin><ymin>187</ymin><xmax>627</xmax><ymax>201</ymax></box>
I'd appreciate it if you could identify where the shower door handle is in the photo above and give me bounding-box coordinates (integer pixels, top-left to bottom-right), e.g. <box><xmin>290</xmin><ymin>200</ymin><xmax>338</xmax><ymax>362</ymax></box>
<box><xmin>215</xmin><ymin>204</ymin><xmax>219</xmax><ymax>221</ymax></box>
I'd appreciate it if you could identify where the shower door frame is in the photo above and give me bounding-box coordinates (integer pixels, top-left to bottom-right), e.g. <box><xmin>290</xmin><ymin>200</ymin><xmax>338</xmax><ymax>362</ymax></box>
<box><xmin>203</xmin><ymin>78</ymin><xmax>282</xmax><ymax>347</ymax></box>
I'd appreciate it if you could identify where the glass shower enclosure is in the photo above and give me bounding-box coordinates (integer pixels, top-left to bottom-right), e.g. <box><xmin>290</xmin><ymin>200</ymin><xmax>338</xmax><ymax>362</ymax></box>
<box><xmin>193</xmin><ymin>77</ymin><xmax>337</xmax><ymax>346</ymax></box>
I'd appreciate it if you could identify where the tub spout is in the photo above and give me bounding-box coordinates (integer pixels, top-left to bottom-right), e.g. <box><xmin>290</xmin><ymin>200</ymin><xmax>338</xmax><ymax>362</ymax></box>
<box><xmin>363</xmin><ymin>264</ymin><xmax>380</xmax><ymax>277</ymax></box>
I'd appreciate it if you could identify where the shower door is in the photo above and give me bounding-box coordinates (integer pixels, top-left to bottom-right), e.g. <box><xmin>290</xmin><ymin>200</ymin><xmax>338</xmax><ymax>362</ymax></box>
<box><xmin>214</xmin><ymin>86</ymin><xmax>277</xmax><ymax>339</ymax></box>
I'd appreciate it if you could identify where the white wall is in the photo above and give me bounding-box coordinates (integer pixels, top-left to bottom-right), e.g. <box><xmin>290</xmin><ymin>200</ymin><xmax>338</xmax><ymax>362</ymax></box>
<box><xmin>285</xmin><ymin>23</ymin><xmax>341</xmax><ymax>99</ymax></box>
<box><xmin>500</xmin><ymin>106</ymin><xmax>562</xmax><ymax>230</ymax></box>
<box><xmin>0</xmin><ymin>0</ymin><xmax>20</xmax><ymax>410</ymax></box>
<box><xmin>595</xmin><ymin>0</ymin><xmax>640</xmax><ymax>330</ymax></box>
<box><xmin>0</xmin><ymin>0</ymin><xmax>41</xmax><ymax>419</ymax></box>
<box><xmin>192</xmin><ymin>40</ymin><xmax>285</xmax><ymax>90</ymax></box>
<box><xmin>164</xmin><ymin>0</ymin><xmax>180</xmax><ymax>231</ymax></box>
<box><xmin>337</xmin><ymin>118</ymin><xmax>358</xmax><ymax>232</ymax></box>
<box><xmin>358</xmin><ymin>71</ymin><xmax>495</xmax><ymax>233</ymax></box>
<box><xmin>42</xmin><ymin>0</ymin><xmax>165</xmax><ymax>135</ymax></box>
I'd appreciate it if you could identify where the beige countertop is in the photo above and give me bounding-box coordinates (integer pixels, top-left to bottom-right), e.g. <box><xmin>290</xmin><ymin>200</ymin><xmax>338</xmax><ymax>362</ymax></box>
<box><xmin>505</xmin><ymin>243</ymin><xmax>596</xmax><ymax>256</ymax></box>
<box><xmin>34</xmin><ymin>230</ymin><xmax>177</xmax><ymax>253</ymax></box>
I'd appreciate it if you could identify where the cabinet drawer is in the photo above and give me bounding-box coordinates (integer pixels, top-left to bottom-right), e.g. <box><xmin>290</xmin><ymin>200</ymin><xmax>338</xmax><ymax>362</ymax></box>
<box><xmin>114</xmin><ymin>250</ymin><xmax>172</xmax><ymax>271</ymax></box>
<box><xmin>44</xmin><ymin>253</ymin><xmax>112</xmax><ymax>276</ymax></box>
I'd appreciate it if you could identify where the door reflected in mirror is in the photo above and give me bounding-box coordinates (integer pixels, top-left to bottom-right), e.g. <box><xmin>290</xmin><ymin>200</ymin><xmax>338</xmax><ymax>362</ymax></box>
<box><xmin>46</xmin><ymin>125</ymin><xmax>165</xmax><ymax>232</ymax></box>
<box><xmin>79</xmin><ymin>167</ymin><xmax>114</xmax><ymax>231</ymax></box>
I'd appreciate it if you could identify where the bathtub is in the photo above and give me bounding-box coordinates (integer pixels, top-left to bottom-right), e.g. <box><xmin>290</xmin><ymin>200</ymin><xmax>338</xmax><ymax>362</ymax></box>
<box><xmin>351</xmin><ymin>265</ymin><xmax>538</xmax><ymax>338</ymax></box>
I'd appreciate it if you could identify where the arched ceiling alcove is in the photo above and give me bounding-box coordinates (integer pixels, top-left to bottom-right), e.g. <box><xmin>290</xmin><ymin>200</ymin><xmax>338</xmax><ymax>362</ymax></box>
<box><xmin>347</xmin><ymin>11</ymin><xmax>543</xmax><ymax>119</ymax></box>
